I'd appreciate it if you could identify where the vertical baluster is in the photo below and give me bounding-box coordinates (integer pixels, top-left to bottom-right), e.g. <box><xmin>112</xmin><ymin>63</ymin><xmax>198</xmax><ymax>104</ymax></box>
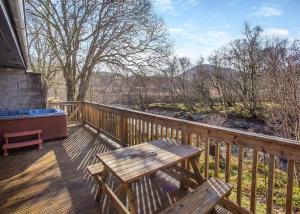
<box><xmin>250</xmin><ymin>150</ymin><xmax>258</xmax><ymax>213</ymax></box>
<box><xmin>131</xmin><ymin>118</ymin><xmax>134</xmax><ymax>145</ymax></box>
<box><xmin>110</xmin><ymin>112</ymin><xmax>113</xmax><ymax>135</ymax></box>
<box><xmin>110</xmin><ymin>112</ymin><xmax>112</xmax><ymax>134</ymax></box>
<box><xmin>98</xmin><ymin>108</ymin><xmax>101</xmax><ymax>130</ymax></box>
<box><xmin>141</xmin><ymin>120</ymin><xmax>144</xmax><ymax>143</ymax></box>
<box><xmin>214</xmin><ymin>141</ymin><xmax>220</xmax><ymax>178</ymax></box>
<box><xmin>134</xmin><ymin>118</ymin><xmax>138</xmax><ymax>144</ymax></box>
<box><xmin>117</xmin><ymin>114</ymin><xmax>120</xmax><ymax>138</ymax></box>
<box><xmin>225</xmin><ymin>143</ymin><xmax>231</xmax><ymax>183</ymax></box>
<box><xmin>105</xmin><ymin>111</ymin><xmax>107</xmax><ymax>132</ymax></box>
<box><xmin>266</xmin><ymin>154</ymin><xmax>275</xmax><ymax>214</ymax></box>
<box><xmin>110</xmin><ymin>113</ymin><xmax>113</xmax><ymax>135</ymax></box>
<box><xmin>146</xmin><ymin>122</ymin><xmax>151</xmax><ymax>142</ymax></box>
<box><xmin>134</xmin><ymin>118</ymin><xmax>137</xmax><ymax>145</ymax></box>
<box><xmin>176</xmin><ymin>129</ymin><xmax>179</xmax><ymax>141</ymax></box>
<box><xmin>171</xmin><ymin>128</ymin><xmax>175</xmax><ymax>139</ymax></box>
<box><xmin>102</xmin><ymin>110</ymin><xmax>105</xmax><ymax>131</ymax></box>
<box><xmin>204</xmin><ymin>137</ymin><xmax>210</xmax><ymax>179</ymax></box>
<box><xmin>125</xmin><ymin>116</ymin><xmax>129</xmax><ymax>145</ymax></box>
<box><xmin>92</xmin><ymin>107</ymin><xmax>95</xmax><ymax>126</ymax></box>
<box><xmin>196</xmin><ymin>135</ymin><xmax>201</xmax><ymax>166</ymax></box>
<box><xmin>166</xmin><ymin>127</ymin><xmax>170</xmax><ymax>138</ymax></box>
<box><xmin>237</xmin><ymin>146</ymin><xmax>244</xmax><ymax>206</ymax></box>
<box><xmin>115</xmin><ymin>113</ymin><xmax>118</xmax><ymax>136</ymax></box>
<box><xmin>187</xmin><ymin>133</ymin><xmax>193</xmax><ymax>171</ymax></box>
<box><xmin>156</xmin><ymin>124</ymin><xmax>159</xmax><ymax>139</ymax></box>
<box><xmin>196</xmin><ymin>135</ymin><xmax>200</xmax><ymax>147</ymax></box>
<box><xmin>161</xmin><ymin>125</ymin><xmax>164</xmax><ymax>139</ymax></box>
<box><xmin>107</xmin><ymin>111</ymin><xmax>109</xmax><ymax>133</ymax></box>
<box><xmin>105</xmin><ymin>111</ymin><xmax>108</xmax><ymax>133</ymax></box>
<box><xmin>114</xmin><ymin>113</ymin><xmax>116</xmax><ymax>136</ymax></box>
<box><xmin>151</xmin><ymin>123</ymin><xmax>154</xmax><ymax>141</ymax></box>
<box><xmin>96</xmin><ymin>108</ymin><xmax>99</xmax><ymax>130</ymax></box>
<box><xmin>128</xmin><ymin>118</ymin><xmax>132</xmax><ymax>145</ymax></box>
<box><xmin>137</xmin><ymin>119</ymin><xmax>142</xmax><ymax>144</ymax></box>
<box><xmin>286</xmin><ymin>159</ymin><xmax>295</xmax><ymax>214</ymax></box>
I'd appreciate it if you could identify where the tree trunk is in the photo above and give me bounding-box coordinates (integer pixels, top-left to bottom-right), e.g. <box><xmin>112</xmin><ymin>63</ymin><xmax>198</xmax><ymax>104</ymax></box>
<box><xmin>42</xmin><ymin>84</ymin><xmax>49</xmax><ymax>104</ymax></box>
<box><xmin>77</xmin><ymin>75</ymin><xmax>91</xmax><ymax>101</ymax></box>
<box><xmin>66</xmin><ymin>78</ymin><xmax>75</xmax><ymax>101</ymax></box>
<box><xmin>250</xmin><ymin>67</ymin><xmax>256</xmax><ymax>116</ymax></box>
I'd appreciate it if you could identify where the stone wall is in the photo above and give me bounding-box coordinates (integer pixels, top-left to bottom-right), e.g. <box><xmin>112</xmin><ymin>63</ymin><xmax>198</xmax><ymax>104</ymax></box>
<box><xmin>0</xmin><ymin>69</ymin><xmax>45</xmax><ymax>110</ymax></box>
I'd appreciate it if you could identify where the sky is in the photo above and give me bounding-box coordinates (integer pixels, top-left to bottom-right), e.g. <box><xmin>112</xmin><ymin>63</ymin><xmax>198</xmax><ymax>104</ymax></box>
<box><xmin>152</xmin><ymin>0</ymin><xmax>300</xmax><ymax>63</ymax></box>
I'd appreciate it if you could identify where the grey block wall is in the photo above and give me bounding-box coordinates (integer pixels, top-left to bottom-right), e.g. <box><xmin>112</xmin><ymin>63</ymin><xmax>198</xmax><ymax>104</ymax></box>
<box><xmin>0</xmin><ymin>69</ymin><xmax>45</xmax><ymax>110</ymax></box>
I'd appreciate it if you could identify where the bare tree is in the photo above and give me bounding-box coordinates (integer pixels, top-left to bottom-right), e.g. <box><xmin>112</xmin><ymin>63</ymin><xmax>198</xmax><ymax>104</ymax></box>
<box><xmin>163</xmin><ymin>56</ymin><xmax>197</xmax><ymax>110</ymax></box>
<box><xmin>26</xmin><ymin>0</ymin><xmax>171</xmax><ymax>101</ymax></box>
<box><xmin>211</xmin><ymin>23</ymin><xmax>264</xmax><ymax>116</ymax></box>
<box><xmin>27</xmin><ymin>20</ymin><xmax>60</xmax><ymax>102</ymax></box>
<box><xmin>264</xmin><ymin>38</ymin><xmax>300</xmax><ymax>140</ymax></box>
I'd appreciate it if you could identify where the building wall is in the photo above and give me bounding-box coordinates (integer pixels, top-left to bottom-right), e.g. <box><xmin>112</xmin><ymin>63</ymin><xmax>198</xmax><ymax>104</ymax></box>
<box><xmin>0</xmin><ymin>69</ymin><xmax>45</xmax><ymax>110</ymax></box>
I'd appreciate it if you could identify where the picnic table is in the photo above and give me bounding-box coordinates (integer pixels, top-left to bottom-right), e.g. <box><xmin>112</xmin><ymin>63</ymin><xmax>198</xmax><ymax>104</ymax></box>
<box><xmin>96</xmin><ymin>138</ymin><xmax>204</xmax><ymax>214</ymax></box>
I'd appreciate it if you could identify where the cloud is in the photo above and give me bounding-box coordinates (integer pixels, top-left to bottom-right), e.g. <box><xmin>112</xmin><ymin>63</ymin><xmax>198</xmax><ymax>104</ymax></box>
<box><xmin>168</xmin><ymin>22</ymin><xmax>234</xmax><ymax>62</ymax></box>
<box><xmin>252</xmin><ymin>5</ymin><xmax>282</xmax><ymax>17</ymax></box>
<box><xmin>169</xmin><ymin>27</ymin><xmax>185</xmax><ymax>34</ymax></box>
<box><xmin>153</xmin><ymin>0</ymin><xmax>173</xmax><ymax>11</ymax></box>
<box><xmin>185</xmin><ymin>0</ymin><xmax>201</xmax><ymax>7</ymax></box>
<box><xmin>264</xmin><ymin>28</ymin><xmax>289</xmax><ymax>37</ymax></box>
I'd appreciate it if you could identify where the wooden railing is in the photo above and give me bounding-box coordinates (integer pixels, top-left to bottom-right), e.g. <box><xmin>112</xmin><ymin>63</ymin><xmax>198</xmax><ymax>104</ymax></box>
<box><xmin>48</xmin><ymin>101</ymin><xmax>300</xmax><ymax>214</ymax></box>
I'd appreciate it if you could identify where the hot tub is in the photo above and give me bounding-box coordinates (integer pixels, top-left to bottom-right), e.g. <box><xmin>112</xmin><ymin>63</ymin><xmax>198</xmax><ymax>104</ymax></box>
<box><xmin>0</xmin><ymin>108</ymin><xmax>67</xmax><ymax>144</ymax></box>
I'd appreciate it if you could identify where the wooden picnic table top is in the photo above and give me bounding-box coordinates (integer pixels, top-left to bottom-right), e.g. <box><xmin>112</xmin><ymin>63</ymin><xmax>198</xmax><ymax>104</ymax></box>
<box><xmin>97</xmin><ymin>138</ymin><xmax>203</xmax><ymax>183</ymax></box>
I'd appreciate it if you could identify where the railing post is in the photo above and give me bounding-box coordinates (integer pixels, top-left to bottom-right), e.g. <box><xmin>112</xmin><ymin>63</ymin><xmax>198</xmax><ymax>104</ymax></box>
<box><xmin>119</xmin><ymin>111</ymin><xmax>127</xmax><ymax>147</ymax></box>
<box><xmin>181</xmin><ymin>123</ymin><xmax>187</xmax><ymax>144</ymax></box>
<box><xmin>180</xmin><ymin>123</ymin><xmax>188</xmax><ymax>173</ymax></box>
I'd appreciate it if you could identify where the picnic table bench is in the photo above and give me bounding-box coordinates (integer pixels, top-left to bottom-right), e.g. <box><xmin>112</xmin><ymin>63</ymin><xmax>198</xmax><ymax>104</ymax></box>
<box><xmin>161</xmin><ymin>177</ymin><xmax>233</xmax><ymax>214</ymax></box>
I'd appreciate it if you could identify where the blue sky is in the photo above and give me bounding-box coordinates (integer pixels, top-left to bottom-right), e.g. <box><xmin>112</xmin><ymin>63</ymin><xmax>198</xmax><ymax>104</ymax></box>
<box><xmin>152</xmin><ymin>0</ymin><xmax>300</xmax><ymax>62</ymax></box>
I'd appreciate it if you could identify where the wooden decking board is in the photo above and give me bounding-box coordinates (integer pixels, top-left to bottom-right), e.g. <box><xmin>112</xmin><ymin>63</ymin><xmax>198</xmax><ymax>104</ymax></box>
<box><xmin>0</xmin><ymin>125</ymin><xmax>229</xmax><ymax>214</ymax></box>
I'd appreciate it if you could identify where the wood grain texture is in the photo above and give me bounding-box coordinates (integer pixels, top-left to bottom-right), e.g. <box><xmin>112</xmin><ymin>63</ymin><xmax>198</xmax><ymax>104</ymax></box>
<box><xmin>97</xmin><ymin>139</ymin><xmax>203</xmax><ymax>183</ymax></box>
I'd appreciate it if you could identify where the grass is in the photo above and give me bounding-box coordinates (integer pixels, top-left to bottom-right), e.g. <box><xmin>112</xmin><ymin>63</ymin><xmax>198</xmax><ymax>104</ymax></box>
<box><xmin>196</xmin><ymin>146</ymin><xmax>300</xmax><ymax>213</ymax></box>
<box><xmin>147</xmin><ymin>102</ymin><xmax>255</xmax><ymax>119</ymax></box>
<box><xmin>148</xmin><ymin>103</ymin><xmax>189</xmax><ymax>111</ymax></box>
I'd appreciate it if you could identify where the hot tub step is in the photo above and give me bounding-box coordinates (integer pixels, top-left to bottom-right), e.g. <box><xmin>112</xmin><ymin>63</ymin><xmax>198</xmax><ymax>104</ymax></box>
<box><xmin>4</xmin><ymin>129</ymin><xmax>42</xmax><ymax>138</ymax></box>
<box><xmin>3</xmin><ymin>139</ymin><xmax>43</xmax><ymax>149</ymax></box>
<box><xmin>2</xmin><ymin>130</ymin><xmax>43</xmax><ymax>156</ymax></box>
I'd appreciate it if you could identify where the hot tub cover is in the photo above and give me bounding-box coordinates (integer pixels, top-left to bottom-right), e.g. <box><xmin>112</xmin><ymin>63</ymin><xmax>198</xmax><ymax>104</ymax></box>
<box><xmin>0</xmin><ymin>108</ymin><xmax>65</xmax><ymax>119</ymax></box>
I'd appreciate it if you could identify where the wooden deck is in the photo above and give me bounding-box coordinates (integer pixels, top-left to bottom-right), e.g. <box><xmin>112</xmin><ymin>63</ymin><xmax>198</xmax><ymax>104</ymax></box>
<box><xmin>0</xmin><ymin>125</ymin><xmax>229</xmax><ymax>214</ymax></box>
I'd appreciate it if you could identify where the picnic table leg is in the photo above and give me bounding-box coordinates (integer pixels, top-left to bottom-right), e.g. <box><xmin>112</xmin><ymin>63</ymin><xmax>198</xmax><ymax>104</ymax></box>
<box><xmin>96</xmin><ymin>167</ymin><xmax>108</xmax><ymax>202</ymax></box>
<box><xmin>189</xmin><ymin>156</ymin><xmax>205</xmax><ymax>184</ymax></box>
<box><xmin>179</xmin><ymin>163</ymin><xmax>189</xmax><ymax>190</ymax></box>
<box><xmin>125</xmin><ymin>183</ymin><xmax>137</xmax><ymax>214</ymax></box>
<box><xmin>115</xmin><ymin>183</ymin><xmax>126</xmax><ymax>197</ymax></box>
